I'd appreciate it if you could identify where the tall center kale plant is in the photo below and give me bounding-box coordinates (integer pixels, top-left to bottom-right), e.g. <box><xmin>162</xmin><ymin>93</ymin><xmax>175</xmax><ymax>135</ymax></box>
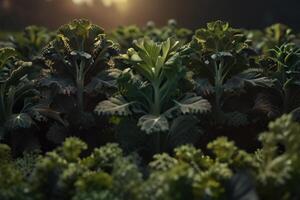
<box><xmin>95</xmin><ymin>38</ymin><xmax>211</xmax><ymax>153</ymax></box>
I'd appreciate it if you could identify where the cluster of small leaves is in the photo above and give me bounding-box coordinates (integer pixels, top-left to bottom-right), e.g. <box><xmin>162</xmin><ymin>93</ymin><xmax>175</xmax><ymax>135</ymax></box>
<box><xmin>1</xmin><ymin>114</ymin><xmax>300</xmax><ymax>199</ymax></box>
<box><xmin>255</xmin><ymin>115</ymin><xmax>300</xmax><ymax>199</ymax></box>
<box><xmin>0</xmin><ymin>144</ymin><xmax>32</xmax><ymax>200</ymax></box>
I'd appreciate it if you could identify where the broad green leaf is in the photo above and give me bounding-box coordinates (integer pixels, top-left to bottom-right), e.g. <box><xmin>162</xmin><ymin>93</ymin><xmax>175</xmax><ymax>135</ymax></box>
<box><xmin>95</xmin><ymin>96</ymin><xmax>133</xmax><ymax>116</ymax></box>
<box><xmin>46</xmin><ymin>123</ymin><xmax>68</xmax><ymax>144</ymax></box>
<box><xmin>5</xmin><ymin>113</ymin><xmax>34</xmax><ymax>130</ymax></box>
<box><xmin>6</xmin><ymin>61</ymin><xmax>33</xmax><ymax>85</ymax></box>
<box><xmin>39</xmin><ymin>76</ymin><xmax>76</xmax><ymax>95</ymax></box>
<box><xmin>174</xmin><ymin>94</ymin><xmax>211</xmax><ymax>115</ymax></box>
<box><xmin>70</xmin><ymin>51</ymin><xmax>92</xmax><ymax>60</ymax></box>
<box><xmin>0</xmin><ymin>48</ymin><xmax>17</xmax><ymax>69</ymax></box>
<box><xmin>226</xmin><ymin>172</ymin><xmax>259</xmax><ymax>200</ymax></box>
<box><xmin>85</xmin><ymin>69</ymin><xmax>121</xmax><ymax>94</ymax></box>
<box><xmin>195</xmin><ymin>78</ymin><xmax>215</xmax><ymax>96</ymax></box>
<box><xmin>137</xmin><ymin>115</ymin><xmax>169</xmax><ymax>134</ymax></box>
<box><xmin>0</xmin><ymin>127</ymin><xmax>6</xmax><ymax>140</ymax></box>
<box><xmin>115</xmin><ymin>118</ymin><xmax>146</xmax><ymax>152</ymax></box>
<box><xmin>225</xmin><ymin>69</ymin><xmax>275</xmax><ymax>92</ymax></box>
<box><xmin>223</xmin><ymin>112</ymin><xmax>248</xmax><ymax>127</ymax></box>
<box><xmin>31</xmin><ymin>105</ymin><xmax>66</xmax><ymax>126</ymax></box>
<box><xmin>168</xmin><ymin>115</ymin><xmax>201</xmax><ymax>149</ymax></box>
<box><xmin>253</xmin><ymin>93</ymin><xmax>281</xmax><ymax>119</ymax></box>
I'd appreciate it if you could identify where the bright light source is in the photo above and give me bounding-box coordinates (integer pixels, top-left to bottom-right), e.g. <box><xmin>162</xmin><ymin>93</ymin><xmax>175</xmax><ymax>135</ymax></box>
<box><xmin>72</xmin><ymin>0</ymin><xmax>129</xmax><ymax>12</ymax></box>
<box><xmin>1</xmin><ymin>0</ymin><xmax>11</xmax><ymax>10</ymax></box>
<box><xmin>101</xmin><ymin>0</ymin><xmax>128</xmax><ymax>7</ymax></box>
<box><xmin>72</xmin><ymin>0</ymin><xmax>93</xmax><ymax>6</ymax></box>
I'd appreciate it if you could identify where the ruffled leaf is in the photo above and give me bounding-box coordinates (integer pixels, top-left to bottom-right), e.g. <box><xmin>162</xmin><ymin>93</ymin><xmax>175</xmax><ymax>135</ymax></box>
<box><xmin>137</xmin><ymin>115</ymin><xmax>169</xmax><ymax>134</ymax></box>
<box><xmin>95</xmin><ymin>96</ymin><xmax>133</xmax><ymax>116</ymax></box>
<box><xmin>174</xmin><ymin>93</ymin><xmax>211</xmax><ymax>115</ymax></box>
<box><xmin>5</xmin><ymin>113</ymin><xmax>34</xmax><ymax>130</ymax></box>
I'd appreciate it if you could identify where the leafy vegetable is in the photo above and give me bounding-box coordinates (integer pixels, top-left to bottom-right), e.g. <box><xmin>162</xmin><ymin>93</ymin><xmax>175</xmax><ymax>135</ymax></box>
<box><xmin>256</xmin><ymin>43</ymin><xmax>300</xmax><ymax>120</ymax></box>
<box><xmin>190</xmin><ymin>21</ymin><xmax>274</xmax><ymax>126</ymax></box>
<box><xmin>0</xmin><ymin>48</ymin><xmax>62</xmax><ymax>141</ymax></box>
<box><xmin>40</xmin><ymin>19</ymin><xmax>120</xmax><ymax>141</ymax></box>
<box><xmin>95</xmin><ymin>38</ymin><xmax>211</xmax><ymax>152</ymax></box>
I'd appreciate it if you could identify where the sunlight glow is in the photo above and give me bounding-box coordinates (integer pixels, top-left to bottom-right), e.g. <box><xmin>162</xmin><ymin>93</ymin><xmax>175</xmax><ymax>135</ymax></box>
<box><xmin>102</xmin><ymin>0</ymin><xmax>128</xmax><ymax>7</ymax></box>
<box><xmin>72</xmin><ymin>0</ymin><xmax>93</xmax><ymax>6</ymax></box>
<box><xmin>1</xmin><ymin>0</ymin><xmax>11</xmax><ymax>10</ymax></box>
<box><xmin>72</xmin><ymin>0</ymin><xmax>129</xmax><ymax>10</ymax></box>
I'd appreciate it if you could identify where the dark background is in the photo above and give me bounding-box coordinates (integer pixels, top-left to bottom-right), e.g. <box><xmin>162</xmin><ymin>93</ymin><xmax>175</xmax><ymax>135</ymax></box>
<box><xmin>0</xmin><ymin>0</ymin><xmax>300</xmax><ymax>31</ymax></box>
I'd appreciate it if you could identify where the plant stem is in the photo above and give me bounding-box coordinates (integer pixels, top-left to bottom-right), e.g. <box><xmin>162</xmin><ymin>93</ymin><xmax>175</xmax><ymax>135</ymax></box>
<box><xmin>77</xmin><ymin>79</ymin><xmax>84</xmax><ymax>113</ymax></box>
<box><xmin>153</xmin><ymin>83</ymin><xmax>161</xmax><ymax>153</ymax></box>
<box><xmin>0</xmin><ymin>84</ymin><xmax>6</xmax><ymax>122</ymax></box>
<box><xmin>76</xmin><ymin>60</ymin><xmax>85</xmax><ymax>113</ymax></box>
<box><xmin>153</xmin><ymin>84</ymin><xmax>161</xmax><ymax>115</ymax></box>
<box><xmin>283</xmin><ymin>88</ymin><xmax>290</xmax><ymax>113</ymax></box>
<box><xmin>155</xmin><ymin>132</ymin><xmax>161</xmax><ymax>154</ymax></box>
<box><xmin>214</xmin><ymin>60</ymin><xmax>224</xmax><ymax>122</ymax></box>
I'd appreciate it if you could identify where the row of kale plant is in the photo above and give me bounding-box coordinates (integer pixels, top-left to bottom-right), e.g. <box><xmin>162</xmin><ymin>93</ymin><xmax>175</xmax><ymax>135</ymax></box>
<box><xmin>0</xmin><ymin>19</ymin><xmax>300</xmax><ymax>157</ymax></box>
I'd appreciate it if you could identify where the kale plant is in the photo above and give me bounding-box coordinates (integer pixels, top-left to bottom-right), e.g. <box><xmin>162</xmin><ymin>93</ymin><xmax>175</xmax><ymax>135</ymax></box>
<box><xmin>95</xmin><ymin>38</ymin><xmax>211</xmax><ymax>153</ymax></box>
<box><xmin>41</xmin><ymin>19</ymin><xmax>119</xmax><ymax>141</ymax></box>
<box><xmin>255</xmin><ymin>43</ymin><xmax>300</xmax><ymax>120</ymax></box>
<box><xmin>0</xmin><ymin>48</ymin><xmax>62</xmax><ymax>142</ymax></box>
<box><xmin>190</xmin><ymin>21</ymin><xmax>274</xmax><ymax>127</ymax></box>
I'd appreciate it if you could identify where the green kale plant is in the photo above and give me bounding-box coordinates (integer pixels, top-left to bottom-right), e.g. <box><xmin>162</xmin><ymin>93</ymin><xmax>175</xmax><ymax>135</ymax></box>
<box><xmin>255</xmin><ymin>43</ymin><xmax>300</xmax><ymax>120</ymax></box>
<box><xmin>95</xmin><ymin>38</ymin><xmax>211</xmax><ymax>153</ymax></box>
<box><xmin>41</xmin><ymin>19</ymin><xmax>119</xmax><ymax>142</ymax></box>
<box><xmin>0</xmin><ymin>48</ymin><xmax>62</xmax><ymax>143</ymax></box>
<box><xmin>190</xmin><ymin>20</ymin><xmax>274</xmax><ymax>127</ymax></box>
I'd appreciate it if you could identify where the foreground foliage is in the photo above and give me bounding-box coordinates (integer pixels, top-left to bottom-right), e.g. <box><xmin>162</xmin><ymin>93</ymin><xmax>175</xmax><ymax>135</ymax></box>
<box><xmin>0</xmin><ymin>115</ymin><xmax>300</xmax><ymax>200</ymax></box>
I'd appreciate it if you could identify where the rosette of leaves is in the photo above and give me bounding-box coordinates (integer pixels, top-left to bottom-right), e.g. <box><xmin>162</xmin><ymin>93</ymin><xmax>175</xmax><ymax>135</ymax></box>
<box><xmin>95</xmin><ymin>38</ymin><xmax>211</xmax><ymax>153</ymax></box>
<box><xmin>255</xmin><ymin>43</ymin><xmax>300</xmax><ymax>120</ymax></box>
<box><xmin>190</xmin><ymin>21</ymin><xmax>274</xmax><ymax>127</ymax></box>
<box><xmin>0</xmin><ymin>48</ymin><xmax>62</xmax><ymax>141</ymax></box>
<box><xmin>41</xmin><ymin>19</ymin><xmax>119</xmax><ymax>141</ymax></box>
